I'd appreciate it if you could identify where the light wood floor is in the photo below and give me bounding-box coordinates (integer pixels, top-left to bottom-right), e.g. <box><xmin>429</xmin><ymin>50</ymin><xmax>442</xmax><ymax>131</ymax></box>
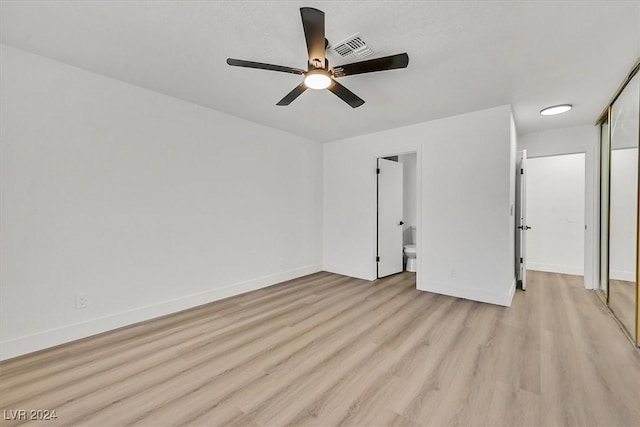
<box><xmin>2</xmin><ymin>270</ymin><xmax>640</xmax><ymax>427</ymax></box>
<box><xmin>609</xmin><ymin>279</ymin><xmax>637</xmax><ymax>339</ymax></box>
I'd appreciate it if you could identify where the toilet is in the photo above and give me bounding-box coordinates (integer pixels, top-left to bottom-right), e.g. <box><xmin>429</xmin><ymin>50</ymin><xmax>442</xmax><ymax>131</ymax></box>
<box><xmin>404</xmin><ymin>226</ymin><xmax>417</xmax><ymax>272</ymax></box>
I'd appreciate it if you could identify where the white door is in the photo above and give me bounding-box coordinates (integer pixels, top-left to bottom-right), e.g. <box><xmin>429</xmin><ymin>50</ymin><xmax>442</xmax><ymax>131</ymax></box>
<box><xmin>377</xmin><ymin>158</ymin><xmax>404</xmax><ymax>278</ymax></box>
<box><xmin>515</xmin><ymin>150</ymin><xmax>530</xmax><ymax>290</ymax></box>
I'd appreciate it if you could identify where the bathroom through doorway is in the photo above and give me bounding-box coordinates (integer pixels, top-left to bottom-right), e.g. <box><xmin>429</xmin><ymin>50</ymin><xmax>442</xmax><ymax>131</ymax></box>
<box><xmin>377</xmin><ymin>152</ymin><xmax>418</xmax><ymax>278</ymax></box>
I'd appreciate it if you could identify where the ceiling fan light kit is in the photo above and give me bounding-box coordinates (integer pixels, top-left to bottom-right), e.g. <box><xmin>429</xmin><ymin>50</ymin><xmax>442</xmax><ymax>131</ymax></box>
<box><xmin>226</xmin><ymin>7</ymin><xmax>409</xmax><ymax>108</ymax></box>
<box><xmin>304</xmin><ymin>69</ymin><xmax>332</xmax><ymax>90</ymax></box>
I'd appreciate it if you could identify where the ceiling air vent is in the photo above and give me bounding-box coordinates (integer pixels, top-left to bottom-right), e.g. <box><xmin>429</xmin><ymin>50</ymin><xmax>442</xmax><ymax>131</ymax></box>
<box><xmin>330</xmin><ymin>33</ymin><xmax>374</xmax><ymax>60</ymax></box>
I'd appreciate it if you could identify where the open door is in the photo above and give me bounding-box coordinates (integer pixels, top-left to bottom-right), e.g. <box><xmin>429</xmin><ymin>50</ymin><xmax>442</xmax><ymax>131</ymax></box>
<box><xmin>377</xmin><ymin>158</ymin><xmax>404</xmax><ymax>278</ymax></box>
<box><xmin>515</xmin><ymin>150</ymin><xmax>530</xmax><ymax>290</ymax></box>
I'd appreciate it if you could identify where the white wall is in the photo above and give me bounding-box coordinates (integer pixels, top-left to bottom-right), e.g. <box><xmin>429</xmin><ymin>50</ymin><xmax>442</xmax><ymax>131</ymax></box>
<box><xmin>398</xmin><ymin>153</ymin><xmax>417</xmax><ymax>245</ymax></box>
<box><xmin>0</xmin><ymin>45</ymin><xmax>323</xmax><ymax>360</ymax></box>
<box><xmin>323</xmin><ymin>105</ymin><xmax>516</xmax><ymax>306</ymax></box>
<box><xmin>518</xmin><ymin>125</ymin><xmax>599</xmax><ymax>289</ymax></box>
<box><xmin>526</xmin><ymin>154</ymin><xmax>585</xmax><ymax>275</ymax></box>
<box><xmin>610</xmin><ymin>148</ymin><xmax>638</xmax><ymax>281</ymax></box>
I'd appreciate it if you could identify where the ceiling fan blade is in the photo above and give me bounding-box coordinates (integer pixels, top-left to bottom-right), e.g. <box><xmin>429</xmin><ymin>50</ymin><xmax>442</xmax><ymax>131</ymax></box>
<box><xmin>276</xmin><ymin>82</ymin><xmax>308</xmax><ymax>106</ymax></box>
<box><xmin>300</xmin><ymin>7</ymin><xmax>325</xmax><ymax>68</ymax></box>
<box><xmin>332</xmin><ymin>53</ymin><xmax>409</xmax><ymax>77</ymax></box>
<box><xmin>328</xmin><ymin>80</ymin><xmax>364</xmax><ymax>108</ymax></box>
<box><xmin>227</xmin><ymin>58</ymin><xmax>305</xmax><ymax>75</ymax></box>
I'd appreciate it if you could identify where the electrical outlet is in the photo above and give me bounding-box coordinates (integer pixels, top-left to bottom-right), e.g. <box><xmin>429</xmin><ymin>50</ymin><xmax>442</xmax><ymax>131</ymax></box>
<box><xmin>76</xmin><ymin>293</ymin><xmax>88</xmax><ymax>309</ymax></box>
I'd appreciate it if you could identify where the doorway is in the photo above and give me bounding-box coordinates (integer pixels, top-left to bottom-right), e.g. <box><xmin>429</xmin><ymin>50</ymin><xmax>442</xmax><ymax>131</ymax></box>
<box><xmin>525</xmin><ymin>153</ymin><xmax>586</xmax><ymax>283</ymax></box>
<box><xmin>377</xmin><ymin>153</ymin><xmax>417</xmax><ymax>278</ymax></box>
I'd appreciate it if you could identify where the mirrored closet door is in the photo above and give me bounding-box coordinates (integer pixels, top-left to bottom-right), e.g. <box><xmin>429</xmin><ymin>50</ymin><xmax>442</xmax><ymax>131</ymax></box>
<box><xmin>609</xmin><ymin>70</ymin><xmax>639</xmax><ymax>340</ymax></box>
<box><xmin>601</xmin><ymin>64</ymin><xmax>639</xmax><ymax>345</ymax></box>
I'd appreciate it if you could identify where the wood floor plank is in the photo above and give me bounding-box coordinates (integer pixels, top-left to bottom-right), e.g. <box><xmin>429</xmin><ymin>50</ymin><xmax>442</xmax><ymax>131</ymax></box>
<box><xmin>1</xmin><ymin>270</ymin><xmax>640</xmax><ymax>427</ymax></box>
<box><xmin>46</xmin><ymin>275</ymin><xmax>406</xmax><ymax>426</ymax></box>
<box><xmin>283</xmin><ymin>294</ymin><xmax>455</xmax><ymax>426</ymax></box>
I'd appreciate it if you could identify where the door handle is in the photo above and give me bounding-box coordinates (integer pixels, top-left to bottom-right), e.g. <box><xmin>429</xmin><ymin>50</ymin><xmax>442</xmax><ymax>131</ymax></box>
<box><xmin>517</xmin><ymin>225</ymin><xmax>532</xmax><ymax>230</ymax></box>
<box><xmin>399</xmin><ymin>221</ymin><xmax>404</xmax><ymax>226</ymax></box>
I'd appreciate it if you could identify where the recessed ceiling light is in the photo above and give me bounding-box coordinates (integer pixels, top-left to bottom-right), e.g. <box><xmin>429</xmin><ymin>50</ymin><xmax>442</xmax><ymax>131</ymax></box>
<box><xmin>540</xmin><ymin>104</ymin><xmax>572</xmax><ymax>116</ymax></box>
<box><xmin>304</xmin><ymin>69</ymin><xmax>332</xmax><ymax>90</ymax></box>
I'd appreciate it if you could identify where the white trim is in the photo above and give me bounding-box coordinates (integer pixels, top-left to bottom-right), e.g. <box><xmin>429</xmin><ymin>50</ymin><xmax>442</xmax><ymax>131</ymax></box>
<box><xmin>418</xmin><ymin>278</ymin><xmax>516</xmax><ymax>307</ymax></box>
<box><xmin>323</xmin><ymin>263</ymin><xmax>373</xmax><ymax>281</ymax></box>
<box><xmin>610</xmin><ymin>270</ymin><xmax>636</xmax><ymax>282</ymax></box>
<box><xmin>509</xmin><ymin>278</ymin><xmax>517</xmax><ymax>304</ymax></box>
<box><xmin>0</xmin><ymin>265</ymin><xmax>321</xmax><ymax>361</ymax></box>
<box><xmin>526</xmin><ymin>262</ymin><xmax>584</xmax><ymax>276</ymax></box>
<box><xmin>591</xmin><ymin>138</ymin><xmax>601</xmax><ymax>290</ymax></box>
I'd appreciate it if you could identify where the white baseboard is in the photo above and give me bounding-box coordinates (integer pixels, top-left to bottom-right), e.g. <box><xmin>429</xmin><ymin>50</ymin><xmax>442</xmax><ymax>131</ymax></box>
<box><xmin>610</xmin><ymin>270</ymin><xmax>636</xmax><ymax>282</ymax></box>
<box><xmin>417</xmin><ymin>279</ymin><xmax>515</xmax><ymax>307</ymax></box>
<box><xmin>526</xmin><ymin>262</ymin><xmax>584</xmax><ymax>276</ymax></box>
<box><xmin>508</xmin><ymin>278</ymin><xmax>517</xmax><ymax>303</ymax></box>
<box><xmin>0</xmin><ymin>265</ymin><xmax>322</xmax><ymax>361</ymax></box>
<box><xmin>323</xmin><ymin>263</ymin><xmax>374</xmax><ymax>281</ymax></box>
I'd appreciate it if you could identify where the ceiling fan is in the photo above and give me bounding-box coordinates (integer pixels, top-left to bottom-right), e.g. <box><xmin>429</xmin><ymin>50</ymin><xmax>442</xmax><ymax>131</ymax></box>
<box><xmin>226</xmin><ymin>7</ymin><xmax>409</xmax><ymax>108</ymax></box>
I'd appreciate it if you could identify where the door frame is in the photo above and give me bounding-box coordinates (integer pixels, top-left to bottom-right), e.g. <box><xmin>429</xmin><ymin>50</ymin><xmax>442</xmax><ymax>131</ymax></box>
<box><xmin>525</xmin><ymin>152</ymin><xmax>589</xmax><ymax>287</ymax></box>
<box><xmin>515</xmin><ymin>150</ymin><xmax>528</xmax><ymax>290</ymax></box>
<box><xmin>372</xmin><ymin>149</ymin><xmax>422</xmax><ymax>287</ymax></box>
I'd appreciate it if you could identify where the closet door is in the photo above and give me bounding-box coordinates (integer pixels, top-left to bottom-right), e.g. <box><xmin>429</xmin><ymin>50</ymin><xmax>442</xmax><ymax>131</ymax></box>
<box><xmin>608</xmin><ymin>71</ymin><xmax>639</xmax><ymax>341</ymax></box>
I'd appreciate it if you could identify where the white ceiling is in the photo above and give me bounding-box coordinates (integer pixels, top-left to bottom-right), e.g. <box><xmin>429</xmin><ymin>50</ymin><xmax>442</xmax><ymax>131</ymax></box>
<box><xmin>1</xmin><ymin>1</ymin><xmax>639</xmax><ymax>143</ymax></box>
